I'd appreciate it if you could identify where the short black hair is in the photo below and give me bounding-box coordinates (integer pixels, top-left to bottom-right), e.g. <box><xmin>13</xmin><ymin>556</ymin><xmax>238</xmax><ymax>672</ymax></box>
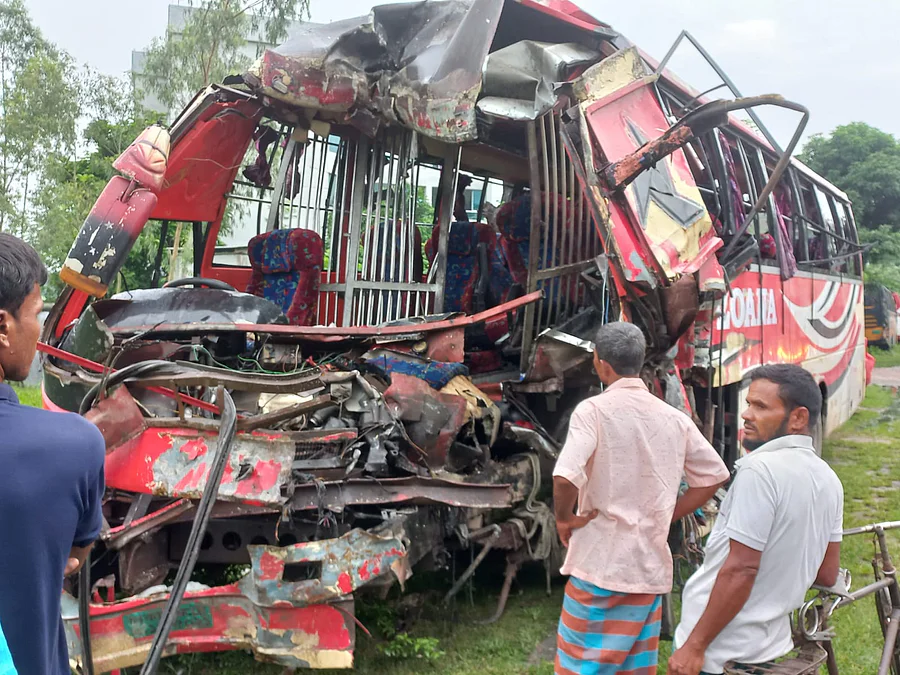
<box><xmin>748</xmin><ymin>364</ymin><xmax>822</xmax><ymax>423</ymax></box>
<box><xmin>0</xmin><ymin>234</ymin><xmax>47</xmax><ymax>315</ymax></box>
<box><xmin>594</xmin><ymin>322</ymin><xmax>646</xmax><ymax>376</ymax></box>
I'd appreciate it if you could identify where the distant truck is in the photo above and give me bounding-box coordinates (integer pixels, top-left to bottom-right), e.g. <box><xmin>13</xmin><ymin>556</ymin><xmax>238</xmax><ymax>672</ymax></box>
<box><xmin>864</xmin><ymin>283</ymin><xmax>899</xmax><ymax>348</ymax></box>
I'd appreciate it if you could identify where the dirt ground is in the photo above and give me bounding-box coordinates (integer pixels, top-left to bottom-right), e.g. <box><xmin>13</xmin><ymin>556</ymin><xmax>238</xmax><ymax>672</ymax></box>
<box><xmin>871</xmin><ymin>366</ymin><xmax>900</xmax><ymax>388</ymax></box>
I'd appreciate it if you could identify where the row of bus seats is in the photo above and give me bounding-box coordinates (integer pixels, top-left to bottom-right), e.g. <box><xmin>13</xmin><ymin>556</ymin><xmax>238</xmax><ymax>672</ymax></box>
<box><xmin>243</xmin><ymin>190</ymin><xmax>558</xmax><ymax>330</ymax></box>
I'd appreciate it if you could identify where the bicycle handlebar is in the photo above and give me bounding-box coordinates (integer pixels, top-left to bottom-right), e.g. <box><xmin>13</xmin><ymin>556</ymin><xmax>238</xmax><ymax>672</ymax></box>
<box><xmin>843</xmin><ymin>521</ymin><xmax>900</xmax><ymax>536</ymax></box>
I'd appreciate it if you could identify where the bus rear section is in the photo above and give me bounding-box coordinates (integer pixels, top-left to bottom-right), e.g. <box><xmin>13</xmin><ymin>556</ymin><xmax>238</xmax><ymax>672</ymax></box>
<box><xmin>43</xmin><ymin>1</ymin><xmax>867</xmax><ymax>670</ymax></box>
<box><xmin>865</xmin><ymin>283</ymin><xmax>899</xmax><ymax>349</ymax></box>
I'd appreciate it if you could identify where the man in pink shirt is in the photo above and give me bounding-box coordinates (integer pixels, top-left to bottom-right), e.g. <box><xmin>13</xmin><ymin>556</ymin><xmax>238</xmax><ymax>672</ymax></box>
<box><xmin>553</xmin><ymin>322</ymin><xmax>730</xmax><ymax>675</ymax></box>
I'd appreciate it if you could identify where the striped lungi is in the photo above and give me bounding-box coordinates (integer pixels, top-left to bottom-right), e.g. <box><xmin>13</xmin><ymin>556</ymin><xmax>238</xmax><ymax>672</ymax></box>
<box><xmin>555</xmin><ymin>577</ymin><xmax>662</xmax><ymax>675</ymax></box>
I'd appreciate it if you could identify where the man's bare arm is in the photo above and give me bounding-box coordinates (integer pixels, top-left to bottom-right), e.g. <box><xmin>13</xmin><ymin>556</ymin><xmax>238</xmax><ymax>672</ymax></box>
<box><xmin>553</xmin><ymin>476</ymin><xmax>598</xmax><ymax>548</ymax></box>
<box><xmin>672</xmin><ymin>483</ymin><xmax>725</xmax><ymax>523</ymax></box>
<box><xmin>64</xmin><ymin>543</ymin><xmax>94</xmax><ymax>578</ymax></box>
<box><xmin>667</xmin><ymin>540</ymin><xmax>762</xmax><ymax>675</ymax></box>
<box><xmin>815</xmin><ymin>541</ymin><xmax>842</xmax><ymax>587</ymax></box>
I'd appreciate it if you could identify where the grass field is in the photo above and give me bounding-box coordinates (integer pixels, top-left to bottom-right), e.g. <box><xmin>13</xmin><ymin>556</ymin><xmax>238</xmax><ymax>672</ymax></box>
<box><xmin>9</xmin><ymin>383</ymin><xmax>41</xmax><ymax>407</ymax></box>
<box><xmin>16</xmin><ymin>383</ymin><xmax>898</xmax><ymax>674</ymax></box>
<box><xmin>869</xmin><ymin>343</ymin><xmax>900</xmax><ymax>368</ymax></box>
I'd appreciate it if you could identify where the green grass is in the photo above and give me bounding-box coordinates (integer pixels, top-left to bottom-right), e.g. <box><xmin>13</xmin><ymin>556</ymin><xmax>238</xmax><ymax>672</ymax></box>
<box><xmin>10</xmin><ymin>384</ymin><xmax>40</xmax><ymax>407</ymax></box>
<box><xmin>869</xmin><ymin>343</ymin><xmax>900</xmax><ymax>368</ymax></box>
<box><xmin>129</xmin><ymin>387</ymin><xmax>900</xmax><ymax>674</ymax></box>
<box><xmin>819</xmin><ymin>385</ymin><xmax>900</xmax><ymax>674</ymax></box>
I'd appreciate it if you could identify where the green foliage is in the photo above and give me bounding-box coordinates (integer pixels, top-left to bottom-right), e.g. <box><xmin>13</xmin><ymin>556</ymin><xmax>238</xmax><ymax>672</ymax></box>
<box><xmin>377</xmin><ymin>633</ymin><xmax>445</xmax><ymax>662</ymax></box>
<box><xmin>858</xmin><ymin>225</ymin><xmax>900</xmax><ymax>291</ymax></box>
<box><xmin>27</xmin><ymin>88</ymin><xmax>166</xmax><ymax>300</ymax></box>
<box><xmin>800</xmin><ymin>123</ymin><xmax>900</xmax><ymax>233</ymax></box>
<box><xmin>0</xmin><ymin>0</ymin><xmax>80</xmax><ymax>233</ymax></box>
<box><xmin>139</xmin><ymin>0</ymin><xmax>310</xmax><ymax>114</ymax></box>
<box><xmin>10</xmin><ymin>384</ymin><xmax>40</xmax><ymax>407</ymax></box>
<box><xmin>415</xmin><ymin>186</ymin><xmax>435</xmax><ymax>224</ymax></box>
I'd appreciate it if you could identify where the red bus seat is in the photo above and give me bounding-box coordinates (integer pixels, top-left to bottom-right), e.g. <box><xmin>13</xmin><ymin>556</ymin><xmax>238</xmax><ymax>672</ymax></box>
<box><xmin>247</xmin><ymin>229</ymin><xmax>324</xmax><ymax>326</ymax></box>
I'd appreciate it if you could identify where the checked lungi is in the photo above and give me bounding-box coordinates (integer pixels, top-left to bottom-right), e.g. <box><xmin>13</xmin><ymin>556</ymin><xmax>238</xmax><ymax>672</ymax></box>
<box><xmin>556</xmin><ymin>577</ymin><xmax>662</xmax><ymax>675</ymax></box>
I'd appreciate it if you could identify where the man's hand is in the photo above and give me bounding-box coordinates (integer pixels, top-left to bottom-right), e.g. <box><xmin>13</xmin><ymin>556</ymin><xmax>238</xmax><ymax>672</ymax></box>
<box><xmin>667</xmin><ymin>643</ymin><xmax>705</xmax><ymax>675</ymax></box>
<box><xmin>556</xmin><ymin>510</ymin><xmax>599</xmax><ymax>547</ymax></box>
<box><xmin>64</xmin><ymin>544</ymin><xmax>93</xmax><ymax>578</ymax></box>
<box><xmin>64</xmin><ymin>557</ymin><xmax>82</xmax><ymax>577</ymax></box>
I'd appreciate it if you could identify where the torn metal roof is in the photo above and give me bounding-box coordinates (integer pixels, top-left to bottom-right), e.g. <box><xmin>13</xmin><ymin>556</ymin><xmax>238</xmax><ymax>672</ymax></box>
<box><xmin>245</xmin><ymin>0</ymin><xmax>617</xmax><ymax>142</ymax></box>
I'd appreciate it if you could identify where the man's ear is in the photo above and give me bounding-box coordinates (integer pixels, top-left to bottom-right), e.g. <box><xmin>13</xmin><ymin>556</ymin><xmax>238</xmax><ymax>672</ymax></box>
<box><xmin>789</xmin><ymin>405</ymin><xmax>811</xmax><ymax>433</ymax></box>
<box><xmin>0</xmin><ymin>309</ymin><xmax>10</xmax><ymax>349</ymax></box>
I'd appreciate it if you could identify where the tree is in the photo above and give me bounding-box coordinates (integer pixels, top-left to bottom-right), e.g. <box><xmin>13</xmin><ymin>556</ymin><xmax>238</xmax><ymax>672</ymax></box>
<box><xmin>858</xmin><ymin>225</ymin><xmax>900</xmax><ymax>292</ymax></box>
<box><xmin>139</xmin><ymin>0</ymin><xmax>310</xmax><ymax>115</ymax></box>
<box><xmin>799</xmin><ymin>123</ymin><xmax>900</xmax><ymax>232</ymax></box>
<box><xmin>28</xmin><ymin>74</ymin><xmax>169</xmax><ymax>299</ymax></box>
<box><xmin>0</xmin><ymin>0</ymin><xmax>80</xmax><ymax>232</ymax></box>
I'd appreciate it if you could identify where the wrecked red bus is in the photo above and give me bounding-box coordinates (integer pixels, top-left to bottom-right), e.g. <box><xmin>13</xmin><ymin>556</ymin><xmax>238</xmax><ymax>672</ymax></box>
<box><xmin>40</xmin><ymin>0</ymin><xmax>864</xmax><ymax>671</ymax></box>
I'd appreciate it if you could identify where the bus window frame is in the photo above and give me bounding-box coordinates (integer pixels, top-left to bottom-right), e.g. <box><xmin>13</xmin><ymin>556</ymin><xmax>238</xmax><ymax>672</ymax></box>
<box><xmin>836</xmin><ymin>199</ymin><xmax>863</xmax><ymax>276</ymax></box>
<box><xmin>812</xmin><ymin>184</ymin><xmax>841</xmax><ymax>270</ymax></box>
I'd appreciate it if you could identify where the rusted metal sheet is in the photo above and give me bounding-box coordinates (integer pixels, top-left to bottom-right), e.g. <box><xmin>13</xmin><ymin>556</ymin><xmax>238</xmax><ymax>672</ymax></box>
<box><xmin>384</xmin><ymin>373</ymin><xmax>467</xmax><ymax>469</ymax></box>
<box><xmin>105</xmin><ymin>426</ymin><xmax>295</xmax><ymax>507</ymax></box>
<box><xmin>246</xmin><ymin>529</ymin><xmax>405</xmax><ymax>606</ymax></box>
<box><xmin>130</xmin><ymin>361</ymin><xmax>323</xmax><ymax>394</ymax></box>
<box><xmin>85</xmin><ymin>383</ymin><xmax>146</xmax><ymax>450</ymax></box>
<box><xmin>66</xmin><ymin>529</ymin><xmax>406</xmax><ymax>671</ymax></box>
<box><xmin>236</xmin><ymin>395</ymin><xmax>333</xmax><ymax>431</ymax></box>
<box><xmin>64</xmin><ymin>590</ymin><xmax>356</xmax><ymax>672</ymax></box>
<box><xmin>290</xmin><ymin>476</ymin><xmax>513</xmax><ymax>511</ymax></box>
<box><xmin>423</xmin><ymin>327</ymin><xmax>466</xmax><ymax>363</ymax></box>
<box><xmin>102</xmin><ymin>499</ymin><xmax>193</xmax><ymax>550</ymax></box>
<box><xmin>39</xmin><ymin>342</ymin><xmax>224</xmax><ymax>416</ymax></box>
<box><xmin>603</xmin><ymin>124</ymin><xmax>695</xmax><ymax>191</ymax></box>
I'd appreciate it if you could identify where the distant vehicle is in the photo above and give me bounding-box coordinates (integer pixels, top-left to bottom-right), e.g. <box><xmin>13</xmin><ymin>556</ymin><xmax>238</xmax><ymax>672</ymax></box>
<box><xmin>865</xmin><ymin>283</ymin><xmax>899</xmax><ymax>349</ymax></box>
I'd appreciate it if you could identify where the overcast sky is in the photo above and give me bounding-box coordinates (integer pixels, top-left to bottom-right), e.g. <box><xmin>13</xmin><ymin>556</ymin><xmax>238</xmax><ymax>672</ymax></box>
<box><xmin>24</xmin><ymin>0</ymin><xmax>899</xmax><ymax>148</ymax></box>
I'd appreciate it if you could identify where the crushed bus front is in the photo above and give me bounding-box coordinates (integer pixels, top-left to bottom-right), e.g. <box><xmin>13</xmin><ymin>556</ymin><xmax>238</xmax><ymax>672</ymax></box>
<box><xmin>43</xmin><ymin>0</ymin><xmax>865</xmax><ymax>671</ymax></box>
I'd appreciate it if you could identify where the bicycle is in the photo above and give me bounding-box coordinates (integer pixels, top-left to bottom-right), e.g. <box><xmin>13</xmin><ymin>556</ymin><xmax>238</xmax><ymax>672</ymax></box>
<box><xmin>723</xmin><ymin>520</ymin><xmax>900</xmax><ymax>675</ymax></box>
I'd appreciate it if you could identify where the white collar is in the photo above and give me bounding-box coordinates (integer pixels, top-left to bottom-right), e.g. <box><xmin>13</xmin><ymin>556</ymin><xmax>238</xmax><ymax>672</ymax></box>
<box><xmin>734</xmin><ymin>434</ymin><xmax>814</xmax><ymax>469</ymax></box>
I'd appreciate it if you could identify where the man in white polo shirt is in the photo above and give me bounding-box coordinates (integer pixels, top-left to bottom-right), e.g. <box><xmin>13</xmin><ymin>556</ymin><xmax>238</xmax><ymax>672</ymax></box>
<box><xmin>669</xmin><ymin>364</ymin><xmax>844</xmax><ymax>675</ymax></box>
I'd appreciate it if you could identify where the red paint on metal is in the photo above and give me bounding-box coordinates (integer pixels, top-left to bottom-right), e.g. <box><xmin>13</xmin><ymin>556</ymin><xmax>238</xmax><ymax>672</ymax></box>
<box><xmin>180</xmin><ymin>438</ymin><xmax>207</xmax><ymax>461</ymax></box>
<box><xmin>358</xmin><ymin>561</ymin><xmax>370</xmax><ymax>581</ymax></box>
<box><xmin>233</xmin><ymin>459</ymin><xmax>282</xmax><ymax>498</ymax></box>
<box><xmin>711</xmin><ymin>270</ymin><xmax>864</xmax><ymax>391</ymax></box>
<box><xmin>153</xmin><ymin>100</ymin><xmax>261</xmax><ymax>222</ymax></box>
<box><xmin>105</xmin><ymin>429</ymin><xmax>175</xmax><ymax>493</ymax></box>
<box><xmin>55</xmin><ymin>291</ymin><xmax>89</xmax><ymax>339</ymax></box>
<box><xmin>248</xmin><ymin>429</ymin><xmax>283</xmax><ymax>441</ymax></box>
<box><xmin>337</xmin><ymin>572</ymin><xmax>353</xmax><ymax>595</ymax></box>
<box><xmin>70</xmin><ymin>585</ymin><xmax>356</xmax><ymax>667</ymax></box>
<box><xmin>263</xmin><ymin>605</ymin><xmax>353</xmax><ymax>649</ymax></box>
<box><xmin>258</xmin><ymin>551</ymin><xmax>284</xmax><ymax>581</ymax></box>
<box><xmin>174</xmin><ymin>462</ymin><xmax>211</xmax><ymax>493</ymax></box>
